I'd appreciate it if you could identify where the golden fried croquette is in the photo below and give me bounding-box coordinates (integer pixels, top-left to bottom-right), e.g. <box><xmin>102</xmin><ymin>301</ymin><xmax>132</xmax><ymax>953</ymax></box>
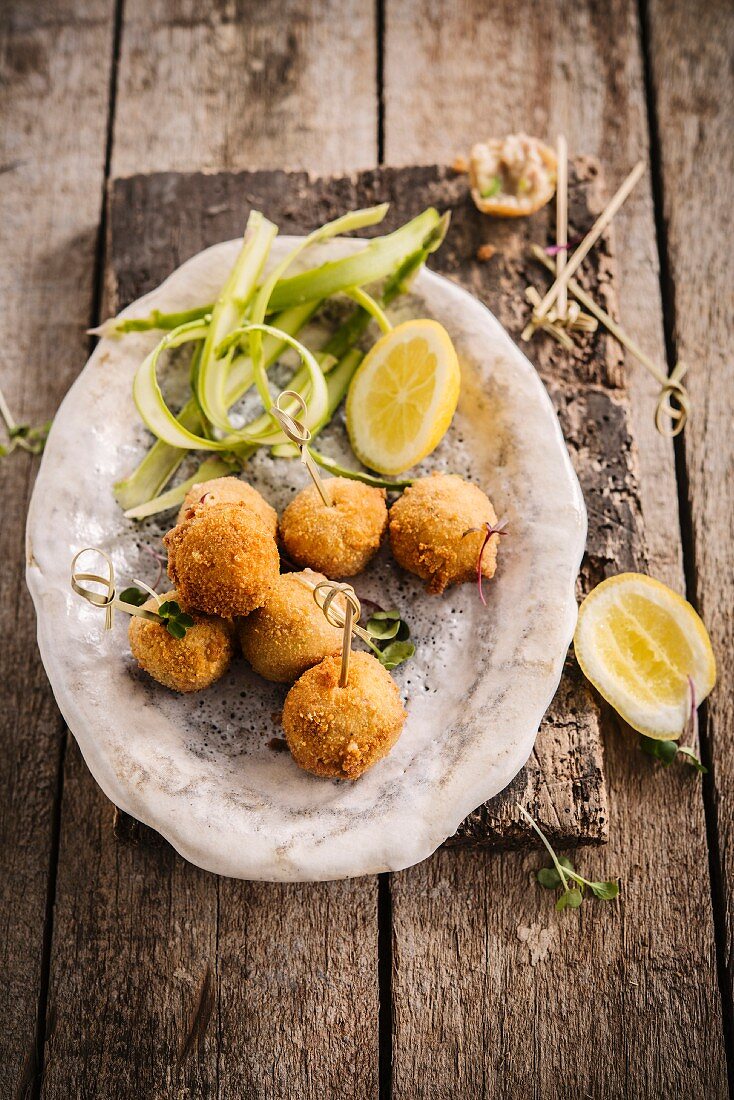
<box><xmin>389</xmin><ymin>472</ymin><xmax>499</xmax><ymax>594</ymax></box>
<box><xmin>279</xmin><ymin>477</ymin><xmax>388</xmax><ymax>577</ymax></box>
<box><xmin>177</xmin><ymin>475</ymin><xmax>277</xmax><ymax>536</ymax></box>
<box><xmin>128</xmin><ymin>590</ymin><xmax>235</xmax><ymax>693</ymax></box>
<box><xmin>238</xmin><ymin>569</ymin><xmax>344</xmax><ymax>683</ymax></box>
<box><xmin>164</xmin><ymin>501</ymin><xmax>280</xmax><ymax>617</ymax></box>
<box><xmin>282</xmin><ymin>651</ymin><xmax>407</xmax><ymax>779</ymax></box>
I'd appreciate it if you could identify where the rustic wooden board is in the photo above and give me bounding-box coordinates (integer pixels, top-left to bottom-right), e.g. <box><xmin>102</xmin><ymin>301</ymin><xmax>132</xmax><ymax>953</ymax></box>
<box><xmin>0</xmin><ymin>1</ymin><xmax>117</xmax><ymax>1095</ymax></box>
<box><xmin>384</xmin><ymin>0</ymin><xmax>727</xmax><ymax>1095</ymax></box>
<box><xmin>104</xmin><ymin>158</ymin><xmax>627</xmax><ymax>850</ymax></box>
<box><xmin>646</xmin><ymin>0</ymin><xmax>734</xmax><ymax>1050</ymax></box>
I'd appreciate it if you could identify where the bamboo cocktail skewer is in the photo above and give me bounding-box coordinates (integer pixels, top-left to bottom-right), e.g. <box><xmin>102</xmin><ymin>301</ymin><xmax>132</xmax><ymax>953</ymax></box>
<box><xmin>269</xmin><ymin>389</ymin><xmax>334</xmax><ymax>506</ymax></box>
<box><xmin>531</xmin><ymin>160</ymin><xmax>645</xmax><ymax>325</ymax></box>
<box><xmin>312</xmin><ymin>580</ymin><xmax>361</xmax><ymax>687</ymax></box>
<box><xmin>556</xmin><ymin>135</ymin><xmax>569</xmax><ymax>321</ymax></box>
<box><xmin>530</xmin><ymin>243</ymin><xmax>690</xmax><ymax>435</ymax></box>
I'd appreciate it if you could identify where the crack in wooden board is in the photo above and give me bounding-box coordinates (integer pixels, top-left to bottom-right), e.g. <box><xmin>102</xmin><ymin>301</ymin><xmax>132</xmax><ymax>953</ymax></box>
<box><xmin>107</xmin><ymin>161</ymin><xmax>647</xmax><ymax>851</ymax></box>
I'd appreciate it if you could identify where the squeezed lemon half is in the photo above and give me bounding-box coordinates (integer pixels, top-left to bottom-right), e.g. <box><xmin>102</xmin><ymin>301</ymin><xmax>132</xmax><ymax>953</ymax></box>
<box><xmin>574</xmin><ymin>573</ymin><xmax>716</xmax><ymax>740</ymax></box>
<box><xmin>346</xmin><ymin>319</ymin><xmax>461</xmax><ymax>475</ymax></box>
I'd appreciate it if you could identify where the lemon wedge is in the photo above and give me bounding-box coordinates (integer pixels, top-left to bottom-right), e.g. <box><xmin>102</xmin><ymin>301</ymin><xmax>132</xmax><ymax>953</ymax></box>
<box><xmin>346</xmin><ymin>319</ymin><xmax>460</xmax><ymax>475</ymax></box>
<box><xmin>574</xmin><ymin>573</ymin><xmax>716</xmax><ymax>740</ymax></box>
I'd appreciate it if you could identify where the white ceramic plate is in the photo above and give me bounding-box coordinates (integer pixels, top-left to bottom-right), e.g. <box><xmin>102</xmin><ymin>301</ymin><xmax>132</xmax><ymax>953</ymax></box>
<box><xmin>26</xmin><ymin>236</ymin><xmax>586</xmax><ymax>881</ymax></box>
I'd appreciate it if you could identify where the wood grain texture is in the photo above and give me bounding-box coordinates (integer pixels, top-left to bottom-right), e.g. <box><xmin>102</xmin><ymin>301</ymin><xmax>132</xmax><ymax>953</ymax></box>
<box><xmin>106</xmin><ymin>160</ymin><xmax>629</xmax><ymax>849</ymax></box>
<box><xmin>646</xmin><ymin>0</ymin><xmax>734</xmax><ymax>1025</ymax></box>
<box><xmin>383</xmin><ymin>1</ymin><xmax>727</xmax><ymax>1095</ymax></box>
<box><xmin>0</xmin><ymin>2</ymin><xmax>116</xmax><ymax>1095</ymax></box>
<box><xmin>40</xmin><ymin>8</ymin><xmax>382</xmax><ymax>1096</ymax></box>
<box><xmin>111</xmin><ymin>0</ymin><xmax>377</xmax><ymax>177</ymax></box>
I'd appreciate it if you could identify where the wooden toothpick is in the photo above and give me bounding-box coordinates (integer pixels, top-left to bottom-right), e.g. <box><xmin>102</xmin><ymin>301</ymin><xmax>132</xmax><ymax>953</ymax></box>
<box><xmin>530</xmin><ymin>243</ymin><xmax>690</xmax><ymax>435</ymax></box>
<box><xmin>71</xmin><ymin>547</ymin><xmax>160</xmax><ymax>630</ymax></box>
<box><xmin>556</xmin><ymin>134</ymin><xmax>568</xmax><ymax>320</ymax></box>
<box><xmin>269</xmin><ymin>390</ymin><xmax>333</xmax><ymax>507</ymax></box>
<box><xmin>532</xmin><ymin>160</ymin><xmax>645</xmax><ymax>324</ymax></box>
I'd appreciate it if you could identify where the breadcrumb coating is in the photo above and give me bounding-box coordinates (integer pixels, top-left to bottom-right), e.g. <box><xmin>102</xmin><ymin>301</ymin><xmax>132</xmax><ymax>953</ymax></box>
<box><xmin>238</xmin><ymin>570</ymin><xmax>343</xmax><ymax>683</ymax></box>
<box><xmin>164</xmin><ymin>501</ymin><xmax>280</xmax><ymax>617</ymax></box>
<box><xmin>279</xmin><ymin>477</ymin><xmax>388</xmax><ymax>577</ymax></box>
<box><xmin>128</xmin><ymin>590</ymin><xmax>235</xmax><ymax>693</ymax></box>
<box><xmin>389</xmin><ymin>472</ymin><xmax>499</xmax><ymax>594</ymax></box>
<box><xmin>177</xmin><ymin>475</ymin><xmax>277</xmax><ymax>536</ymax></box>
<box><xmin>282</xmin><ymin>651</ymin><xmax>407</xmax><ymax>779</ymax></box>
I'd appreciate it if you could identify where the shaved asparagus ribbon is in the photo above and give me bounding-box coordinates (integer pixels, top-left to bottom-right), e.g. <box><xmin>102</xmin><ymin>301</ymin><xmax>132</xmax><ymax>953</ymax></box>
<box><xmin>132</xmin><ymin>322</ymin><xmax>328</xmax><ymax>451</ymax></box>
<box><xmin>115</xmin><ymin>302</ymin><xmax>318</xmax><ymax>510</ymax></box>
<box><xmin>115</xmin><ymin>207</ymin><xmax>449</xmax><ymax>516</ymax></box>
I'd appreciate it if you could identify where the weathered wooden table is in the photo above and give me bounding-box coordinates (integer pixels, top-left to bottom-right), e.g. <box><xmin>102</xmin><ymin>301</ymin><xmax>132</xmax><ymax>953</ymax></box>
<box><xmin>1</xmin><ymin>1</ymin><xmax>732</xmax><ymax>1096</ymax></box>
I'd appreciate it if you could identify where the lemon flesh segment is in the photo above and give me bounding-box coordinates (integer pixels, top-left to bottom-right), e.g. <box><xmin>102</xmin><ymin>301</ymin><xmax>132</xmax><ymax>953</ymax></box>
<box><xmin>574</xmin><ymin>572</ymin><xmax>716</xmax><ymax>740</ymax></box>
<box><xmin>346</xmin><ymin>319</ymin><xmax>461</xmax><ymax>475</ymax></box>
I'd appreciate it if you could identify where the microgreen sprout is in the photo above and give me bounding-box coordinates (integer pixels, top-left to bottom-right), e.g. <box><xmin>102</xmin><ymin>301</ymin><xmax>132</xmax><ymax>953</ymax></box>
<box><xmin>463</xmin><ymin>518</ymin><xmax>508</xmax><ymax>605</ymax></box>
<box><xmin>0</xmin><ymin>385</ymin><xmax>51</xmax><ymax>457</ymax></box>
<box><xmin>517</xmin><ymin>803</ymin><xmax>620</xmax><ymax>913</ymax></box>
<box><xmin>119</xmin><ymin>586</ymin><xmax>148</xmax><ymax>607</ymax></box>
<box><xmin>156</xmin><ymin>600</ymin><xmax>195</xmax><ymax>640</ymax></box>
<box><xmin>639</xmin><ymin>676</ymin><xmax>707</xmax><ymax>774</ymax></box>
<box><xmin>365</xmin><ymin>609</ymin><xmax>415</xmax><ymax>670</ymax></box>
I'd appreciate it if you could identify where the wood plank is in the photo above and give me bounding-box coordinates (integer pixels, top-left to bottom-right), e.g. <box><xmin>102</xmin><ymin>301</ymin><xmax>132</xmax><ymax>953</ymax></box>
<box><xmin>111</xmin><ymin>0</ymin><xmax>377</xmax><ymax>177</ymax></box>
<box><xmin>106</xmin><ymin>160</ymin><xmax>622</xmax><ymax>850</ymax></box>
<box><xmin>0</xmin><ymin>2</ymin><xmax>116</xmax><ymax>1095</ymax></box>
<box><xmin>645</xmin><ymin>0</ymin><xmax>734</xmax><ymax>1040</ymax></box>
<box><xmin>384</xmin><ymin>0</ymin><xmax>728</xmax><ymax>1094</ymax></box>
<box><xmin>41</xmin><ymin>5</ymin><xmax>381</xmax><ymax>1097</ymax></box>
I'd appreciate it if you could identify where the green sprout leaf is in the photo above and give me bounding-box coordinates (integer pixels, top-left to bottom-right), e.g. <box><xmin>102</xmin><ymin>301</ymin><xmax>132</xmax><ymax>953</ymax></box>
<box><xmin>119</xmin><ymin>586</ymin><xmax>148</xmax><ymax>607</ymax></box>
<box><xmin>366</xmin><ymin>616</ymin><xmax>401</xmax><ymax>641</ymax></box>
<box><xmin>378</xmin><ymin>640</ymin><xmax>416</xmax><ymax>671</ymax></box>
<box><xmin>517</xmin><ymin>802</ymin><xmax>619</xmax><ymax>916</ymax></box>
<box><xmin>537</xmin><ymin>867</ymin><xmax>561</xmax><ymax>890</ymax></box>
<box><xmin>678</xmin><ymin>745</ymin><xmax>708</xmax><ymax>774</ymax></box>
<box><xmin>588</xmin><ymin>880</ymin><xmax>620</xmax><ymax>901</ymax></box>
<box><xmin>363</xmin><ymin>609</ymin><xmax>415</xmax><ymax>670</ymax></box>
<box><xmin>157</xmin><ymin>600</ymin><xmax>195</xmax><ymax>639</ymax></box>
<box><xmin>640</xmin><ymin>735</ymin><xmax>679</xmax><ymax>766</ymax></box>
<box><xmin>556</xmin><ymin>888</ymin><xmax>583</xmax><ymax>911</ymax></box>
<box><xmin>640</xmin><ymin>735</ymin><xmax>707</xmax><ymax>773</ymax></box>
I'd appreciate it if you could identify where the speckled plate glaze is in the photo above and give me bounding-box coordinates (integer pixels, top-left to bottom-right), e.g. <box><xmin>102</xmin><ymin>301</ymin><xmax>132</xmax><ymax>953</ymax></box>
<box><xmin>26</xmin><ymin>236</ymin><xmax>586</xmax><ymax>881</ymax></box>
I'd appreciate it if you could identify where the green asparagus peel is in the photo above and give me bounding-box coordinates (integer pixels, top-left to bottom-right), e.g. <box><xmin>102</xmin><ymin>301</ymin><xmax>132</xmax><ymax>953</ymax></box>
<box><xmin>243</xmin><ymin>205</ymin><xmax>389</xmax><ymax>412</ymax></box>
<box><xmin>133</xmin><ymin>321</ymin><xmax>327</xmax><ymax>451</ymax></box>
<box><xmin>123</xmin><ymin>457</ymin><xmax>234</xmax><ymax>520</ymax></box>
<box><xmin>308</xmin><ymin>447</ymin><xmax>412</xmax><ymax>490</ymax></box>
<box><xmin>195</xmin><ymin>210</ymin><xmax>277</xmax><ymax>432</ymax></box>
<box><xmin>270</xmin><ymin>347</ymin><xmax>364</xmax><ymax>458</ymax></box>
<box><xmin>345</xmin><ymin>287</ymin><xmax>393</xmax><ymax>334</ymax></box>
<box><xmin>266</xmin><ymin>208</ymin><xmax>443</xmax><ymax>312</ymax></box>
<box><xmin>90</xmin><ymin>305</ymin><xmax>214</xmax><ymax>338</ymax></box>
<box><xmin>115</xmin><ymin>302</ymin><xmax>319</xmax><ymax>510</ymax></box>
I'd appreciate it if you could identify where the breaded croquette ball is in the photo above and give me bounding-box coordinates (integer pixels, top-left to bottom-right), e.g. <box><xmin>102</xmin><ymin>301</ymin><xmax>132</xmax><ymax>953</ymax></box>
<box><xmin>238</xmin><ymin>570</ymin><xmax>344</xmax><ymax>683</ymax></box>
<box><xmin>128</xmin><ymin>590</ymin><xmax>235</xmax><ymax>693</ymax></box>
<box><xmin>282</xmin><ymin>651</ymin><xmax>407</xmax><ymax>779</ymax></box>
<box><xmin>164</xmin><ymin>501</ymin><xmax>280</xmax><ymax>618</ymax></box>
<box><xmin>389</xmin><ymin>472</ymin><xmax>499</xmax><ymax>594</ymax></box>
<box><xmin>177</xmin><ymin>475</ymin><xmax>277</xmax><ymax>536</ymax></box>
<box><xmin>279</xmin><ymin>478</ymin><xmax>388</xmax><ymax>578</ymax></box>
